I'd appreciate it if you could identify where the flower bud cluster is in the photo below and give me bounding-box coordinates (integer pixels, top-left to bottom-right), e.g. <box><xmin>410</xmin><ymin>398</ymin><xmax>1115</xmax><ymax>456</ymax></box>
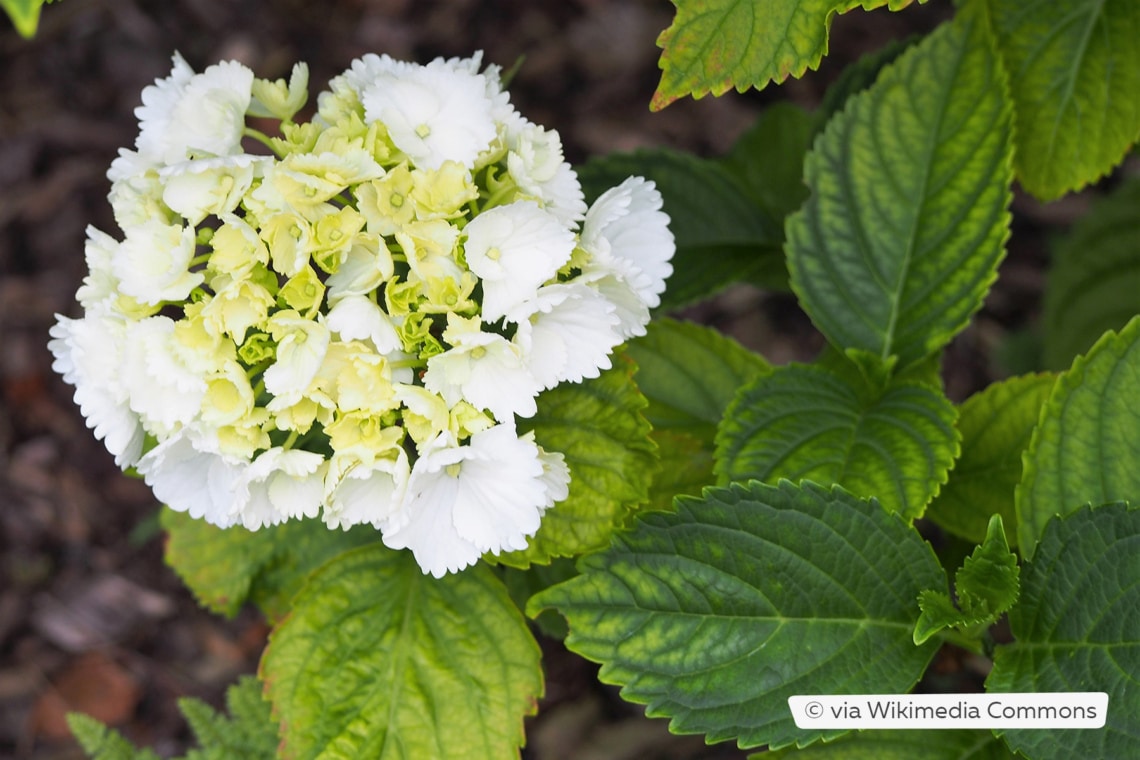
<box><xmin>49</xmin><ymin>51</ymin><xmax>674</xmax><ymax>576</ymax></box>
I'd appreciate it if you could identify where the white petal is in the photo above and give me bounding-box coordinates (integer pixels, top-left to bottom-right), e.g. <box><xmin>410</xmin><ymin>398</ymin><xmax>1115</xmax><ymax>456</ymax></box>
<box><xmin>324</xmin><ymin>452</ymin><xmax>409</xmax><ymax>529</ymax></box>
<box><xmin>136</xmin><ymin>55</ymin><xmax>254</xmax><ymax>165</ymax></box>
<box><xmin>463</xmin><ymin>200</ymin><xmax>575</xmax><ymax>321</ymax></box>
<box><xmin>581</xmin><ymin>177</ymin><xmax>675</xmax><ymax>309</ymax></box>
<box><xmin>424</xmin><ymin>329</ymin><xmax>540</xmax><ymax>421</ymax></box>
<box><xmin>136</xmin><ymin>429</ymin><xmax>246</xmax><ymax>527</ymax></box>
<box><xmin>448</xmin><ymin>425</ymin><xmax>547</xmax><ymax>553</ymax></box>
<box><xmin>360</xmin><ymin>61</ymin><xmax>496</xmax><ymax>170</ymax></box>
<box><xmin>511</xmin><ymin>282</ymin><xmax>622</xmax><ymax>388</ymax></box>
<box><xmin>49</xmin><ymin>314</ymin><xmax>145</xmax><ymax>467</ymax></box>
<box><xmin>326</xmin><ymin>295</ymin><xmax>402</xmax><ymax>355</ymax></box>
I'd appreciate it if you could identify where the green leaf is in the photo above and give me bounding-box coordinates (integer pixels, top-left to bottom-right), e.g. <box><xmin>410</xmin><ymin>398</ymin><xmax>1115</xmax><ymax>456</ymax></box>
<box><xmin>179</xmin><ymin>676</ymin><xmax>277</xmax><ymax>760</ymax></box>
<box><xmin>529</xmin><ymin>480</ymin><xmax>944</xmax><ymax>751</ymax></box>
<box><xmin>625</xmin><ymin>319</ymin><xmax>770</xmax><ymax>510</ymax></box>
<box><xmin>651</xmin><ymin>0</ymin><xmax>927</xmax><ymax>110</ymax></box>
<box><xmin>786</xmin><ymin>9</ymin><xmax>1014</xmax><ymax>371</ymax></box>
<box><xmin>626</xmin><ymin>319</ymin><xmax>771</xmax><ymax>439</ymax></box>
<box><xmin>67</xmin><ymin>714</ymin><xmax>160</xmax><ymax>760</ymax></box>
<box><xmin>496</xmin><ymin>358</ymin><xmax>657</xmax><ymax>567</ymax></box>
<box><xmin>1</xmin><ymin>0</ymin><xmax>45</xmax><ymax>38</ymax></box>
<box><xmin>721</xmin><ymin>102</ymin><xmax>815</xmax><ymax>222</ymax></box>
<box><xmin>762</xmin><ymin>728</ymin><xmax>1015</xmax><ymax>759</ymax></box>
<box><xmin>987</xmin><ymin>0</ymin><xmax>1140</xmax><ymax>200</ymax></box>
<box><xmin>925</xmin><ymin>373</ymin><xmax>1056</xmax><ymax>547</ymax></box>
<box><xmin>1043</xmin><ymin>177</ymin><xmax>1140</xmax><ymax>369</ymax></box>
<box><xmin>714</xmin><ymin>362</ymin><xmax>959</xmax><ymax>519</ymax></box>
<box><xmin>161</xmin><ymin>508</ymin><xmax>378</xmax><ymax>621</ymax></box>
<box><xmin>987</xmin><ymin>502</ymin><xmax>1140</xmax><ymax>760</ymax></box>
<box><xmin>578</xmin><ymin>149</ymin><xmax>785</xmax><ymax>308</ymax></box>
<box><xmin>262</xmin><ymin>545</ymin><xmax>543</xmax><ymax>760</ymax></box>
<box><xmin>1017</xmin><ymin>316</ymin><xmax>1140</xmax><ymax>555</ymax></box>
<box><xmin>814</xmin><ymin>36</ymin><xmax>917</xmax><ymax>134</ymax></box>
<box><xmin>914</xmin><ymin>514</ymin><xmax>1020</xmax><ymax>645</ymax></box>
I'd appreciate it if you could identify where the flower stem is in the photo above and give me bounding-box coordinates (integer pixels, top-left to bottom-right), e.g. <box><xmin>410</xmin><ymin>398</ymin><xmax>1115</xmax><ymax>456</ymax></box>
<box><xmin>243</xmin><ymin>127</ymin><xmax>284</xmax><ymax>157</ymax></box>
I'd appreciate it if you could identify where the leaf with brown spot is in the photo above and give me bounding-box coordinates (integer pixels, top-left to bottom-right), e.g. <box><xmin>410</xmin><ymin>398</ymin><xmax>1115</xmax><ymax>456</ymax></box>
<box><xmin>652</xmin><ymin>0</ymin><xmax>926</xmax><ymax>110</ymax></box>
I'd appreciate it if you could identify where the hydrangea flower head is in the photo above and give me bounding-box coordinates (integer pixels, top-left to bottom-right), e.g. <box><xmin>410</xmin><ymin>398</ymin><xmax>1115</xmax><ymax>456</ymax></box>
<box><xmin>49</xmin><ymin>50</ymin><xmax>674</xmax><ymax>577</ymax></box>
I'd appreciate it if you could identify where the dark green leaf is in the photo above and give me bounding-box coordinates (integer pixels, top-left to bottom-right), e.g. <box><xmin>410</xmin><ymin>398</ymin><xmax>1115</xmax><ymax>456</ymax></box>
<box><xmin>626</xmin><ymin>319</ymin><xmax>770</xmax><ymax>508</ymax></box>
<box><xmin>714</xmin><ymin>362</ymin><xmax>959</xmax><ymax>519</ymax></box>
<box><xmin>787</xmin><ymin>9</ymin><xmax>1013</xmax><ymax>371</ymax></box>
<box><xmin>988</xmin><ymin>503</ymin><xmax>1140</xmax><ymax>760</ymax></box>
<box><xmin>721</xmin><ymin>102</ymin><xmax>814</xmax><ymax>222</ymax></box>
<box><xmin>1043</xmin><ymin>177</ymin><xmax>1140</xmax><ymax>369</ymax></box>
<box><xmin>1017</xmin><ymin>316</ymin><xmax>1140</xmax><ymax>555</ymax></box>
<box><xmin>914</xmin><ymin>514</ymin><xmax>1020</xmax><ymax>645</ymax></box>
<box><xmin>529</xmin><ymin>480</ymin><xmax>944</xmax><ymax>751</ymax></box>
<box><xmin>925</xmin><ymin>373</ymin><xmax>1055</xmax><ymax>547</ymax></box>
<box><xmin>988</xmin><ymin>0</ymin><xmax>1140</xmax><ymax>200</ymax></box>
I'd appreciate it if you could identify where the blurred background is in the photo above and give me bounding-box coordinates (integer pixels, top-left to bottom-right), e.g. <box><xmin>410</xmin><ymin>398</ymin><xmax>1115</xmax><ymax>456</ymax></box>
<box><xmin>0</xmin><ymin>0</ymin><xmax>1073</xmax><ymax>757</ymax></box>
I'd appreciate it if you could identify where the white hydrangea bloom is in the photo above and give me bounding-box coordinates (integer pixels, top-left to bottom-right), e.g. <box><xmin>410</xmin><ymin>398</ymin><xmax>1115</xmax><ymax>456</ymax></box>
<box><xmin>424</xmin><ymin>315</ymin><xmax>541</xmax><ymax>421</ymax></box>
<box><xmin>111</xmin><ymin>218</ymin><xmax>203</xmax><ymax>306</ymax></box>
<box><xmin>511</xmin><ymin>282</ymin><xmax>623</xmax><ymax>389</ymax></box>
<box><xmin>135</xmin><ymin>53</ymin><xmax>254</xmax><ymax>167</ymax></box>
<box><xmin>359</xmin><ymin>58</ymin><xmax>496</xmax><ymax>170</ymax></box>
<box><xmin>48</xmin><ymin>313</ymin><xmax>145</xmax><ymax>467</ymax></box>
<box><xmin>382</xmin><ymin>425</ymin><xmax>565</xmax><ymax>577</ymax></box>
<box><xmin>580</xmin><ymin>176</ymin><xmax>674</xmax><ymax>309</ymax></box>
<box><xmin>53</xmin><ymin>49</ymin><xmax>675</xmax><ymax>578</ymax></box>
<box><xmin>463</xmin><ymin>200</ymin><xmax>575</xmax><ymax>321</ymax></box>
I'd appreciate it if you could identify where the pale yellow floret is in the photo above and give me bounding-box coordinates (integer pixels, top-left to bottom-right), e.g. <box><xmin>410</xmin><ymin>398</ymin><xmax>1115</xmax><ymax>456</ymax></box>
<box><xmin>172</xmin><ymin>303</ymin><xmax>236</xmax><ymax>374</ymax></box>
<box><xmin>202</xmin><ymin>273</ymin><xmax>276</xmax><ymax>343</ymax></box>
<box><xmin>268</xmin><ymin>391</ymin><xmax>336</xmax><ymax>434</ymax></box>
<box><xmin>355</xmin><ymin>163</ymin><xmax>416</xmax><ymax>235</ymax></box>
<box><xmin>215</xmin><ymin>409</ymin><xmax>273</xmax><ymax>459</ymax></box>
<box><xmin>395</xmin><ymin>384</ymin><xmax>493</xmax><ymax>448</ymax></box>
<box><xmin>410</xmin><ymin>160</ymin><xmax>479</xmax><ymax>220</ymax></box>
<box><xmin>209</xmin><ymin>217</ymin><xmax>270</xmax><ymax>278</ymax></box>
<box><xmin>260</xmin><ymin>213</ymin><xmax>312</xmax><ymax>277</ymax></box>
<box><xmin>279</xmin><ymin>265</ymin><xmax>326</xmax><ymax>317</ymax></box>
<box><xmin>250</xmin><ymin>62</ymin><xmax>309</xmax><ymax>122</ymax></box>
<box><xmin>326</xmin><ymin>411</ymin><xmax>405</xmax><ymax>462</ymax></box>
<box><xmin>335</xmin><ymin>351</ymin><xmax>399</xmax><ymax>415</ymax></box>
<box><xmin>200</xmin><ymin>359</ymin><xmax>258</xmax><ymax>428</ymax></box>
<box><xmin>418</xmin><ymin>271</ymin><xmax>478</xmax><ymax>315</ymax></box>
<box><xmin>310</xmin><ymin>205</ymin><xmax>366</xmax><ymax>274</ymax></box>
<box><xmin>397</xmin><ymin>219</ymin><xmax>461</xmax><ymax>282</ymax></box>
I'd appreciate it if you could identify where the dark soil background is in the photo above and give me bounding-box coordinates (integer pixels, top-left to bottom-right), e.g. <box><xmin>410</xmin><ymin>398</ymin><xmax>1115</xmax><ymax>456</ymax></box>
<box><xmin>0</xmin><ymin>0</ymin><xmax>1093</xmax><ymax>757</ymax></box>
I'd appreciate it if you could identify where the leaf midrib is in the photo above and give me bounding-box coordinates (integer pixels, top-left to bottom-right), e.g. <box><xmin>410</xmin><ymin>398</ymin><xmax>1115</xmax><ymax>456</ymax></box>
<box><xmin>879</xmin><ymin>30</ymin><xmax>962</xmax><ymax>362</ymax></box>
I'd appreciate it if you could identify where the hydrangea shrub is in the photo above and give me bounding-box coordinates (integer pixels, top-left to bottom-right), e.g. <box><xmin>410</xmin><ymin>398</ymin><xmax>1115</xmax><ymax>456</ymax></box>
<box><xmin>57</xmin><ymin>0</ymin><xmax>1140</xmax><ymax>757</ymax></box>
